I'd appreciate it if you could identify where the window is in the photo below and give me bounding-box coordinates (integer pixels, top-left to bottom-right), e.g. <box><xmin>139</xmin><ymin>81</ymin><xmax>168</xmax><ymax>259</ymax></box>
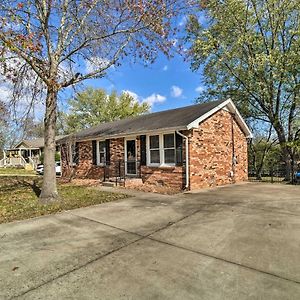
<box><xmin>98</xmin><ymin>141</ymin><xmax>106</xmax><ymax>165</ymax></box>
<box><xmin>149</xmin><ymin>135</ymin><xmax>160</xmax><ymax>164</ymax></box>
<box><xmin>163</xmin><ymin>134</ymin><xmax>175</xmax><ymax>164</ymax></box>
<box><xmin>147</xmin><ymin>133</ymin><xmax>175</xmax><ymax>166</ymax></box>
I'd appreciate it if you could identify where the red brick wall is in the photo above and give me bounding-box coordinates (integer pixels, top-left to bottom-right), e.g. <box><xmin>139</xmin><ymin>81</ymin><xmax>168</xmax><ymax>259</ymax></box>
<box><xmin>141</xmin><ymin>166</ymin><xmax>184</xmax><ymax>190</ymax></box>
<box><xmin>62</xmin><ymin>139</ymin><xmax>125</xmax><ymax>180</ymax></box>
<box><xmin>61</xmin><ymin>136</ymin><xmax>185</xmax><ymax>189</ymax></box>
<box><xmin>61</xmin><ymin>109</ymin><xmax>248</xmax><ymax>191</ymax></box>
<box><xmin>107</xmin><ymin>138</ymin><xmax>124</xmax><ymax>177</ymax></box>
<box><xmin>61</xmin><ymin>141</ymin><xmax>105</xmax><ymax>179</ymax></box>
<box><xmin>188</xmin><ymin>109</ymin><xmax>248</xmax><ymax>190</ymax></box>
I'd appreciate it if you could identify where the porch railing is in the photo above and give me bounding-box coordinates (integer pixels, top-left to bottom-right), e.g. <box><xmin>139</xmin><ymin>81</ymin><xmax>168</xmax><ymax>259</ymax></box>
<box><xmin>103</xmin><ymin>160</ymin><xmax>141</xmax><ymax>186</ymax></box>
<box><xmin>0</xmin><ymin>156</ymin><xmax>37</xmax><ymax>169</ymax></box>
<box><xmin>28</xmin><ymin>157</ymin><xmax>38</xmax><ymax>170</ymax></box>
<box><xmin>4</xmin><ymin>157</ymin><xmax>25</xmax><ymax>167</ymax></box>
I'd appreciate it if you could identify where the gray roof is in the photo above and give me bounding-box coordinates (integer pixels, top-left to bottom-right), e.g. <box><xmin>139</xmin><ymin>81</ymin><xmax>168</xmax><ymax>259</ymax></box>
<box><xmin>21</xmin><ymin>138</ymin><xmax>44</xmax><ymax>149</ymax></box>
<box><xmin>14</xmin><ymin>136</ymin><xmax>66</xmax><ymax>149</ymax></box>
<box><xmin>58</xmin><ymin>100</ymin><xmax>228</xmax><ymax>143</ymax></box>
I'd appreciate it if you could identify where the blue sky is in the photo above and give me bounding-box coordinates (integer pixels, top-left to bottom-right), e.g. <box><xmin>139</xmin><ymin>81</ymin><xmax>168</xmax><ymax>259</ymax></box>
<box><xmin>82</xmin><ymin>52</ymin><xmax>205</xmax><ymax>113</ymax></box>
<box><xmin>75</xmin><ymin>12</ymin><xmax>208</xmax><ymax>113</ymax></box>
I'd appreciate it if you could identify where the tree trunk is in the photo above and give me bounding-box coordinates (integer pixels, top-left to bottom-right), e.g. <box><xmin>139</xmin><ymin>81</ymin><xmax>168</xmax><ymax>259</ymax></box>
<box><xmin>282</xmin><ymin>149</ymin><xmax>292</xmax><ymax>181</ymax></box>
<box><xmin>39</xmin><ymin>88</ymin><xmax>59</xmax><ymax>203</ymax></box>
<box><xmin>255</xmin><ymin>167</ymin><xmax>262</xmax><ymax>180</ymax></box>
<box><xmin>273</xmin><ymin>121</ymin><xmax>292</xmax><ymax>181</ymax></box>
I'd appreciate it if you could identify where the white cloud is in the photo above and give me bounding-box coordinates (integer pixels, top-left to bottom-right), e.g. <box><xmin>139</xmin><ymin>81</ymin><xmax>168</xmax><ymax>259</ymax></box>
<box><xmin>122</xmin><ymin>90</ymin><xmax>139</xmax><ymax>101</ymax></box>
<box><xmin>171</xmin><ymin>85</ymin><xmax>183</xmax><ymax>98</ymax></box>
<box><xmin>195</xmin><ymin>86</ymin><xmax>205</xmax><ymax>93</ymax></box>
<box><xmin>122</xmin><ymin>90</ymin><xmax>166</xmax><ymax>106</ymax></box>
<box><xmin>85</xmin><ymin>57</ymin><xmax>111</xmax><ymax>73</ymax></box>
<box><xmin>162</xmin><ymin>65</ymin><xmax>168</xmax><ymax>71</ymax></box>
<box><xmin>0</xmin><ymin>84</ymin><xmax>12</xmax><ymax>102</ymax></box>
<box><xmin>143</xmin><ymin>93</ymin><xmax>166</xmax><ymax>105</ymax></box>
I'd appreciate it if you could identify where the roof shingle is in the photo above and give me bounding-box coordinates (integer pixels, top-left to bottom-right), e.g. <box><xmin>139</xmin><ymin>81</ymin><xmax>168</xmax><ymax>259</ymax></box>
<box><xmin>59</xmin><ymin>100</ymin><xmax>227</xmax><ymax>142</ymax></box>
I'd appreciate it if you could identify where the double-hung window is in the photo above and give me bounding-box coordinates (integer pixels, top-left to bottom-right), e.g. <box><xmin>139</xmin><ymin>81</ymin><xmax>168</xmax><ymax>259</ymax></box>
<box><xmin>148</xmin><ymin>133</ymin><xmax>175</xmax><ymax>166</ymax></box>
<box><xmin>98</xmin><ymin>141</ymin><xmax>106</xmax><ymax>165</ymax></box>
<box><xmin>163</xmin><ymin>134</ymin><xmax>175</xmax><ymax>164</ymax></box>
<box><xmin>149</xmin><ymin>135</ymin><xmax>160</xmax><ymax>164</ymax></box>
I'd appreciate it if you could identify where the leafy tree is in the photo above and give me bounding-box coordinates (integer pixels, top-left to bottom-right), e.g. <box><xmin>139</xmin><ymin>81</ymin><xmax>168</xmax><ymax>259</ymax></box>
<box><xmin>186</xmin><ymin>0</ymin><xmax>300</xmax><ymax>180</ymax></box>
<box><xmin>62</xmin><ymin>88</ymin><xmax>149</xmax><ymax>134</ymax></box>
<box><xmin>248</xmin><ymin>137</ymin><xmax>280</xmax><ymax>179</ymax></box>
<box><xmin>0</xmin><ymin>0</ymin><xmax>181</xmax><ymax>202</ymax></box>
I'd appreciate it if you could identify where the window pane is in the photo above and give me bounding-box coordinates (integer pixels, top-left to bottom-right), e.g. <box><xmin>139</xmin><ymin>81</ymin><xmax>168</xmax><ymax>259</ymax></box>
<box><xmin>164</xmin><ymin>134</ymin><xmax>174</xmax><ymax>148</ymax></box>
<box><xmin>99</xmin><ymin>152</ymin><xmax>105</xmax><ymax>164</ymax></box>
<box><xmin>126</xmin><ymin>140</ymin><xmax>136</xmax><ymax>159</ymax></box>
<box><xmin>164</xmin><ymin>149</ymin><xmax>175</xmax><ymax>164</ymax></box>
<box><xmin>150</xmin><ymin>135</ymin><xmax>159</xmax><ymax>149</ymax></box>
<box><xmin>150</xmin><ymin>149</ymin><xmax>160</xmax><ymax>163</ymax></box>
<box><xmin>99</xmin><ymin>141</ymin><xmax>106</xmax><ymax>152</ymax></box>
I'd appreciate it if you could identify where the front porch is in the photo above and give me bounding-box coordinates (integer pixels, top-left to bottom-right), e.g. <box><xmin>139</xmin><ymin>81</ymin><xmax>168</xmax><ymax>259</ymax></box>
<box><xmin>0</xmin><ymin>148</ymin><xmax>41</xmax><ymax>170</ymax></box>
<box><xmin>102</xmin><ymin>159</ymin><xmax>143</xmax><ymax>187</ymax></box>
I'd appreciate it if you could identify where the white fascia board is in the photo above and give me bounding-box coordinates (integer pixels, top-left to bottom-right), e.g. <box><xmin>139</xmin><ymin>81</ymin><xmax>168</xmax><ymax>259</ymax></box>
<box><xmin>226</xmin><ymin>100</ymin><xmax>253</xmax><ymax>138</ymax></box>
<box><xmin>187</xmin><ymin>99</ymin><xmax>253</xmax><ymax>138</ymax></box>
<box><xmin>13</xmin><ymin>142</ymin><xmax>27</xmax><ymax>149</ymax></box>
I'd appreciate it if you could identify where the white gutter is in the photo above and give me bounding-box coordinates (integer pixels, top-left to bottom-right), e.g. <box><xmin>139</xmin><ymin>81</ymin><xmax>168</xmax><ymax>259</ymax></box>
<box><xmin>176</xmin><ymin>130</ymin><xmax>189</xmax><ymax>190</ymax></box>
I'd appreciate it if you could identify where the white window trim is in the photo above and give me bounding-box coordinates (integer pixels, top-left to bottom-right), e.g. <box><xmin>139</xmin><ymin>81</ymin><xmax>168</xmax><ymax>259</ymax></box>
<box><xmin>146</xmin><ymin>132</ymin><xmax>176</xmax><ymax>167</ymax></box>
<box><xmin>96</xmin><ymin>140</ymin><xmax>106</xmax><ymax>166</ymax></box>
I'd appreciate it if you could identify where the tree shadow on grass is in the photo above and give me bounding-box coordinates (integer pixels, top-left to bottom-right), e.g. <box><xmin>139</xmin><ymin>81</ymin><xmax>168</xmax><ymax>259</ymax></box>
<box><xmin>16</xmin><ymin>179</ymin><xmax>42</xmax><ymax>197</ymax></box>
<box><xmin>9</xmin><ymin>179</ymin><xmax>41</xmax><ymax>197</ymax></box>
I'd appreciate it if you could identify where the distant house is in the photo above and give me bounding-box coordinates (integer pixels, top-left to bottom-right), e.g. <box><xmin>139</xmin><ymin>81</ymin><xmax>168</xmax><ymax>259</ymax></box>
<box><xmin>59</xmin><ymin>99</ymin><xmax>252</xmax><ymax>191</ymax></box>
<box><xmin>0</xmin><ymin>136</ymin><xmax>64</xmax><ymax>170</ymax></box>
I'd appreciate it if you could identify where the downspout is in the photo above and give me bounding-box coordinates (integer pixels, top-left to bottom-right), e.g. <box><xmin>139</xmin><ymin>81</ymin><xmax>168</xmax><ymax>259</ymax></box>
<box><xmin>229</xmin><ymin>109</ymin><xmax>238</xmax><ymax>183</ymax></box>
<box><xmin>231</xmin><ymin>113</ymin><xmax>236</xmax><ymax>183</ymax></box>
<box><xmin>176</xmin><ymin>131</ymin><xmax>189</xmax><ymax>190</ymax></box>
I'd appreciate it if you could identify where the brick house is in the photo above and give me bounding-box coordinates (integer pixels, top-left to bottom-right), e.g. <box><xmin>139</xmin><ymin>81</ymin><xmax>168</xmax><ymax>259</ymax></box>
<box><xmin>59</xmin><ymin>99</ymin><xmax>252</xmax><ymax>191</ymax></box>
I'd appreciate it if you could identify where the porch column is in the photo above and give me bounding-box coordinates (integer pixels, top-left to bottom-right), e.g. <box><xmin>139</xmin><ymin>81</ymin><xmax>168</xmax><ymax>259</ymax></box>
<box><xmin>29</xmin><ymin>149</ymin><xmax>32</xmax><ymax>158</ymax></box>
<box><xmin>3</xmin><ymin>150</ymin><xmax>6</xmax><ymax>166</ymax></box>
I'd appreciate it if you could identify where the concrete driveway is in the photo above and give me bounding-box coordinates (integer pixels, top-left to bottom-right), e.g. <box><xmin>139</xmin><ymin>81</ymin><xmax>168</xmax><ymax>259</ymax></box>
<box><xmin>1</xmin><ymin>183</ymin><xmax>300</xmax><ymax>299</ymax></box>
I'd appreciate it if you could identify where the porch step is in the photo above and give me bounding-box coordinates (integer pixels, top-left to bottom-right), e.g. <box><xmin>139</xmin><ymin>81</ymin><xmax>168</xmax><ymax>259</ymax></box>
<box><xmin>25</xmin><ymin>163</ymin><xmax>34</xmax><ymax>171</ymax></box>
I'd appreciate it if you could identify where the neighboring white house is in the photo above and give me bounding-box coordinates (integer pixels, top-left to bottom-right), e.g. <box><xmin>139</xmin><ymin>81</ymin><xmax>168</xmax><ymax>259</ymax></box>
<box><xmin>0</xmin><ymin>136</ymin><xmax>64</xmax><ymax>170</ymax></box>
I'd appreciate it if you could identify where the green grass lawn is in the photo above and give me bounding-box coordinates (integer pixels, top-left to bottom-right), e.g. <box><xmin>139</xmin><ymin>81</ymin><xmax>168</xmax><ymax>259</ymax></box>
<box><xmin>0</xmin><ymin>167</ymin><xmax>37</xmax><ymax>176</ymax></box>
<box><xmin>0</xmin><ymin>177</ymin><xmax>128</xmax><ymax>224</ymax></box>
